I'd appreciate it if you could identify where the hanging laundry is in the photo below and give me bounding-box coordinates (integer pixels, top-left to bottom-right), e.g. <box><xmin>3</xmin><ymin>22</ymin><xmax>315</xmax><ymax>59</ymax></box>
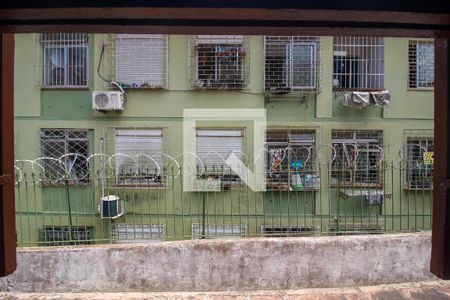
<box><xmin>365</xmin><ymin>193</ymin><xmax>384</xmax><ymax>206</ymax></box>
<box><xmin>370</xmin><ymin>90</ymin><xmax>391</xmax><ymax>107</ymax></box>
<box><xmin>342</xmin><ymin>92</ymin><xmax>371</xmax><ymax>109</ymax></box>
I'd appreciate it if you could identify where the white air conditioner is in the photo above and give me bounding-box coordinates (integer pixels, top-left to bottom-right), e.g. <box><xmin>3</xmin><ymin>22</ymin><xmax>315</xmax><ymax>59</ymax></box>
<box><xmin>92</xmin><ymin>91</ymin><xmax>124</xmax><ymax>111</ymax></box>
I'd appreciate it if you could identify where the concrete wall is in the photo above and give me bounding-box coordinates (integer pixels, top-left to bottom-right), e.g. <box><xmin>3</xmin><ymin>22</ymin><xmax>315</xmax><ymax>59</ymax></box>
<box><xmin>0</xmin><ymin>232</ymin><xmax>436</xmax><ymax>292</ymax></box>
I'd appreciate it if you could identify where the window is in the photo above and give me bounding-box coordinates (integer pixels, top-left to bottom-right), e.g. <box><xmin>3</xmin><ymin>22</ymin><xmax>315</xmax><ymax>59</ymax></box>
<box><xmin>265</xmin><ymin>36</ymin><xmax>320</xmax><ymax>92</ymax></box>
<box><xmin>114</xmin><ymin>129</ymin><xmax>164</xmax><ymax>185</ymax></box>
<box><xmin>114</xmin><ymin>34</ymin><xmax>167</xmax><ymax>88</ymax></box>
<box><xmin>40</xmin><ymin>129</ymin><xmax>89</xmax><ymax>182</ymax></box>
<box><xmin>111</xmin><ymin>224</ymin><xmax>165</xmax><ymax>243</ymax></box>
<box><xmin>41</xmin><ymin>33</ymin><xmax>88</xmax><ymax>87</ymax></box>
<box><xmin>261</xmin><ymin>225</ymin><xmax>319</xmax><ymax>237</ymax></box>
<box><xmin>406</xmin><ymin>137</ymin><xmax>433</xmax><ymax>189</ymax></box>
<box><xmin>266</xmin><ymin>130</ymin><xmax>317</xmax><ymax>190</ymax></box>
<box><xmin>196</xmin><ymin>129</ymin><xmax>244</xmax><ymax>184</ymax></box>
<box><xmin>192</xmin><ymin>224</ymin><xmax>246</xmax><ymax>239</ymax></box>
<box><xmin>40</xmin><ymin>226</ymin><xmax>93</xmax><ymax>246</ymax></box>
<box><xmin>331</xmin><ymin>130</ymin><xmax>383</xmax><ymax>187</ymax></box>
<box><xmin>408</xmin><ymin>40</ymin><xmax>434</xmax><ymax>89</ymax></box>
<box><xmin>333</xmin><ymin>37</ymin><xmax>384</xmax><ymax>90</ymax></box>
<box><xmin>190</xmin><ymin>35</ymin><xmax>248</xmax><ymax>89</ymax></box>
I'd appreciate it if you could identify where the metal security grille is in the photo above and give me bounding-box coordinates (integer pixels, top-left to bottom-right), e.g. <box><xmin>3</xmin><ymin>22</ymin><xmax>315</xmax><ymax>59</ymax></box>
<box><xmin>114</xmin><ymin>129</ymin><xmax>163</xmax><ymax>182</ymax></box>
<box><xmin>331</xmin><ymin>130</ymin><xmax>383</xmax><ymax>186</ymax></box>
<box><xmin>41</xmin><ymin>33</ymin><xmax>88</xmax><ymax>87</ymax></box>
<box><xmin>264</xmin><ymin>36</ymin><xmax>320</xmax><ymax>92</ymax></box>
<box><xmin>192</xmin><ymin>224</ymin><xmax>247</xmax><ymax>239</ymax></box>
<box><xmin>189</xmin><ymin>35</ymin><xmax>249</xmax><ymax>89</ymax></box>
<box><xmin>406</xmin><ymin>137</ymin><xmax>433</xmax><ymax>189</ymax></box>
<box><xmin>196</xmin><ymin>129</ymin><xmax>244</xmax><ymax>174</ymax></box>
<box><xmin>266</xmin><ymin>130</ymin><xmax>317</xmax><ymax>190</ymax></box>
<box><xmin>40</xmin><ymin>226</ymin><xmax>93</xmax><ymax>246</ymax></box>
<box><xmin>109</xmin><ymin>34</ymin><xmax>167</xmax><ymax>89</ymax></box>
<box><xmin>111</xmin><ymin>224</ymin><xmax>165</xmax><ymax>243</ymax></box>
<box><xmin>40</xmin><ymin>129</ymin><xmax>89</xmax><ymax>182</ymax></box>
<box><xmin>261</xmin><ymin>225</ymin><xmax>319</xmax><ymax>237</ymax></box>
<box><xmin>333</xmin><ymin>37</ymin><xmax>384</xmax><ymax>90</ymax></box>
<box><xmin>408</xmin><ymin>40</ymin><xmax>435</xmax><ymax>89</ymax></box>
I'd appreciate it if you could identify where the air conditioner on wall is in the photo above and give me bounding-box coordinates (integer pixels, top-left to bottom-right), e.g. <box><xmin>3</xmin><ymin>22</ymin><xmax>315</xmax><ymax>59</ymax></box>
<box><xmin>92</xmin><ymin>91</ymin><xmax>124</xmax><ymax>111</ymax></box>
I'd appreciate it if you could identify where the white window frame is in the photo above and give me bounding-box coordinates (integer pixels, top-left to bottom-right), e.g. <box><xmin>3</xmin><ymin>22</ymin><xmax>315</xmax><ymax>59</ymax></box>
<box><xmin>114</xmin><ymin>34</ymin><xmax>168</xmax><ymax>89</ymax></box>
<box><xmin>265</xmin><ymin>129</ymin><xmax>317</xmax><ymax>190</ymax></box>
<box><xmin>114</xmin><ymin>128</ymin><xmax>165</xmax><ymax>187</ymax></box>
<box><xmin>264</xmin><ymin>36</ymin><xmax>319</xmax><ymax>92</ymax></box>
<box><xmin>332</xmin><ymin>36</ymin><xmax>384</xmax><ymax>90</ymax></box>
<box><xmin>40</xmin><ymin>129</ymin><xmax>90</xmax><ymax>184</ymax></box>
<box><xmin>408</xmin><ymin>40</ymin><xmax>435</xmax><ymax>89</ymax></box>
<box><xmin>41</xmin><ymin>33</ymin><xmax>89</xmax><ymax>87</ymax></box>
<box><xmin>406</xmin><ymin>137</ymin><xmax>433</xmax><ymax>189</ymax></box>
<box><xmin>331</xmin><ymin>130</ymin><xmax>383</xmax><ymax>187</ymax></box>
<box><xmin>192</xmin><ymin>35</ymin><xmax>247</xmax><ymax>89</ymax></box>
<box><xmin>196</xmin><ymin>129</ymin><xmax>244</xmax><ymax>176</ymax></box>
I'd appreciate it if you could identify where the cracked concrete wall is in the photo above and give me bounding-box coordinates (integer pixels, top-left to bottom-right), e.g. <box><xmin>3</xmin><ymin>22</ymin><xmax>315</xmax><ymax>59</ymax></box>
<box><xmin>0</xmin><ymin>232</ymin><xmax>437</xmax><ymax>292</ymax></box>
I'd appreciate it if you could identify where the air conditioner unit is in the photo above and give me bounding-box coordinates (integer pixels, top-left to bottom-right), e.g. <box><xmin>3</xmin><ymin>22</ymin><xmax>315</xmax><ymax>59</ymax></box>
<box><xmin>98</xmin><ymin>195</ymin><xmax>125</xmax><ymax>219</ymax></box>
<box><xmin>92</xmin><ymin>91</ymin><xmax>124</xmax><ymax>111</ymax></box>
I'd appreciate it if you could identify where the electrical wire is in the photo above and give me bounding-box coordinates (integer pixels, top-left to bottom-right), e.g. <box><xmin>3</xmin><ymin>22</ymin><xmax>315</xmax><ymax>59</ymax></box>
<box><xmin>97</xmin><ymin>42</ymin><xmax>128</xmax><ymax>104</ymax></box>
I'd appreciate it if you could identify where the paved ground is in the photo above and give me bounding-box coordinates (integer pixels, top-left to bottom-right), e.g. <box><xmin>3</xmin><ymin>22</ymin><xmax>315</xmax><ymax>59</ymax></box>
<box><xmin>1</xmin><ymin>281</ymin><xmax>450</xmax><ymax>299</ymax></box>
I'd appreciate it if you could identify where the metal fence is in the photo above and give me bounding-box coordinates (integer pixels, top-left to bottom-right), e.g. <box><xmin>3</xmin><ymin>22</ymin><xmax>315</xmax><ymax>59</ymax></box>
<box><xmin>14</xmin><ymin>146</ymin><xmax>433</xmax><ymax>246</ymax></box>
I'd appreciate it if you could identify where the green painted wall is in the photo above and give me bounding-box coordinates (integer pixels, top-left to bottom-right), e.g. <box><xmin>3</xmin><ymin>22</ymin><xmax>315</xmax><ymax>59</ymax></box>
<box><xmin>13</xmin><ymin>34</ymin><xmax>434</xmax><ymax>245</ymax></box>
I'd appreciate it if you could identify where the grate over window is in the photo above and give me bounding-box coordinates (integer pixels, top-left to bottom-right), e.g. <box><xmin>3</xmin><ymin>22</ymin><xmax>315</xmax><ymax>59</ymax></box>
<box><xmin>111</xmin><ymin>224</ymin><xmax>165</xmax><ymax>243</ymax></box>
<box><xmin>40</xmin><ymin>129</ymin><xmax>89</xmax><ymax>182</ymax></box>
<box><xmin>189</xmin><ymin>35</ymin><xmax>249</xmax><ymax>89</ymax></box>
<box><xmin>41</xmin><ymin>33</ymin><xmax>89</xmax><ymax>87</ymax></box>
<box><xmin>40</xmin><ymin>225</ymin><xmax>93</xmax><ymax>246</ymax></box>
<box><xmin>333</xmin><ymin>37</ymin><xmax>384</xmax><ymax>90</ymax></box>
<box><xmin>406</xmin><ymin>137</ymin><xmax>433</xmax><ymax>189</ymax></box>
<box><xmin>261</xmin><ymin>225</ymin><xmax>319</xmax><ymax>237</ymax></box>
<box><xmin>266</xmin><ymin>130</ymin><xmax>318</xmax><ymax>190</ymax></box>
<box><xmin>114</xmin><ymin>129</ymin><xmax>164</xmax><ymax>185</ymax></box>
<box><xmin>331</xmin><ymin>130</ymin><xmax>383</xmax><ymax>186</ymax></box>
<box><xmin>108</xmin><ymin>34</ymin><xmax>167</xmax><ymax>89</ymax></box>
<box><xmin>192</xmin><ymin>224</ymin><xmax>246</xmax><ymax>239</ymax></box>
<box><xmin>408</xmin><ymin>40</ymin><xmax>434</xmax><ymax>89</ymax></box>
<box><xmin>264</xmin><ymin>36</ymin><xmax>320</xmax><ymax>93</ymax></box>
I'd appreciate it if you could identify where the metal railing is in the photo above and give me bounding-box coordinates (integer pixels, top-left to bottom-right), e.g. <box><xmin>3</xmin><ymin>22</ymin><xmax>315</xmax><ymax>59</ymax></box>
<box><xmin>13</xmin><ymin>147</ymin><xmax>432</xmax><ymax>246</ymax></box>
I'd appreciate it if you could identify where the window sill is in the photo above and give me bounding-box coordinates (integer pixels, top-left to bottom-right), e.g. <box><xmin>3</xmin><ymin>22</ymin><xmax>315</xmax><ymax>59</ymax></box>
<box><xmin>407</xmin><ymin>87</ymin><xmax>434</xmax><ymax>92</ymax></box>
<box><xmin>112</xmin><ymin>86</ymin><xmax>167</xmax><ymax>91</ymax></box>
<box><xmin>41</xmin><ymin>86</ymin><xmax>90</xmax><ymax>90</ymax></box>
<box><xmin>333</xmin><ymin>88</ymin><xmax>385</xmax><ymax>92</ymax></box>
<box><xmin>192</xmin><ymin>86</ymin><xmax>246</xmax><ymax>91</ymax></box>
<box><xmin>404</xmin><ymin>186</ymin><xmax>433</xmax><ymax>191</ymax></box>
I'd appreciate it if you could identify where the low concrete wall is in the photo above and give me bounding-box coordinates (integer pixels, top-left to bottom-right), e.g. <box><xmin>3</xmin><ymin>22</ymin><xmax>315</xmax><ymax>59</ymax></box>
<box><xmin>0</xmin><ymin>232</ymin><xmax>437</xmax><ymax>292</ymax></box>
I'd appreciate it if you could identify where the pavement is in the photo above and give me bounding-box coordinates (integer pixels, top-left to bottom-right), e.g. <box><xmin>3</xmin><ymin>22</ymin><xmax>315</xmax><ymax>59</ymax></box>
<box><xmin>1</xmin><ymin>280</ymin><xmax>450</xmax><ymax>299</ymax></box>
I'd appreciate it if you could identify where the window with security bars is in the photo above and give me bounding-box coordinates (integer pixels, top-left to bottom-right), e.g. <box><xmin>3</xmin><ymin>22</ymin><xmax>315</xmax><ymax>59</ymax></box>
<box><xmin>331</xmin><ymin>130</ymin><xmax>383</xmax><ymax>187</ymax></box>
<box><xmin>111</xmin><ymin>224</ymin><xmax>165</xmax><ymax>243</ymax></box>
<box><xmin>406</xmin><ymin>137</ymin><xmax>433</xmax><ymax>189</ymax></box>
<box><xmin>190</xmin><ymin>35</ymin><xmax>248</xmax><ymax>89</ymax></box>
<box><xmin>112</xmin><ymin>34</ymin><xmax>167</xmax><ymax>89</ymax></box>
<box><xmin>41</xmin><ymin>33</ymin><xmax>88</xmax><ymax>87</ymax></box>
<box><xmin>408</xmin><ymin>40</ymin><xmax>434</xmax><ymax>89</ymax></box>
<box><xmin>41</xmin><ymin>129</ymin><xmax>89</xmax><ymax>183</ymax></box>
<box><xmin>114</xmin><ymin>129</ymin><xmax>164</xmax><ymax>186</ymax></box>
<box><xmin>264</xmin><ymin>36</ymin><xmax>320</xmax><ymax>92</ymax></box>
<box><xmin>266</xmin><ymin>130</ymin><xmax>317</xmax><ymax>190</ymax></box>
<box><xmin>196</xmin><ymin>129</ymin><xmax>244</xmax><ymax>184</ymax></box>
<box><xmin>40</xmin><ymin>225</ymin><xmax>93</xmax><ymax>246</ymax></box>
<box><xmin>333</xmin><ymin>37</ymin><xmax>384</xmax><ymax>90</ymax></box>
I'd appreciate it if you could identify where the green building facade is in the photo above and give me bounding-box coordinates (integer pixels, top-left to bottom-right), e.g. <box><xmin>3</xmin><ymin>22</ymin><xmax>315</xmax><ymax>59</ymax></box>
<box><xmin>13</xmin><ymin>34</ymin><xmax>434</xmax><ymax>245</ymax></box>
